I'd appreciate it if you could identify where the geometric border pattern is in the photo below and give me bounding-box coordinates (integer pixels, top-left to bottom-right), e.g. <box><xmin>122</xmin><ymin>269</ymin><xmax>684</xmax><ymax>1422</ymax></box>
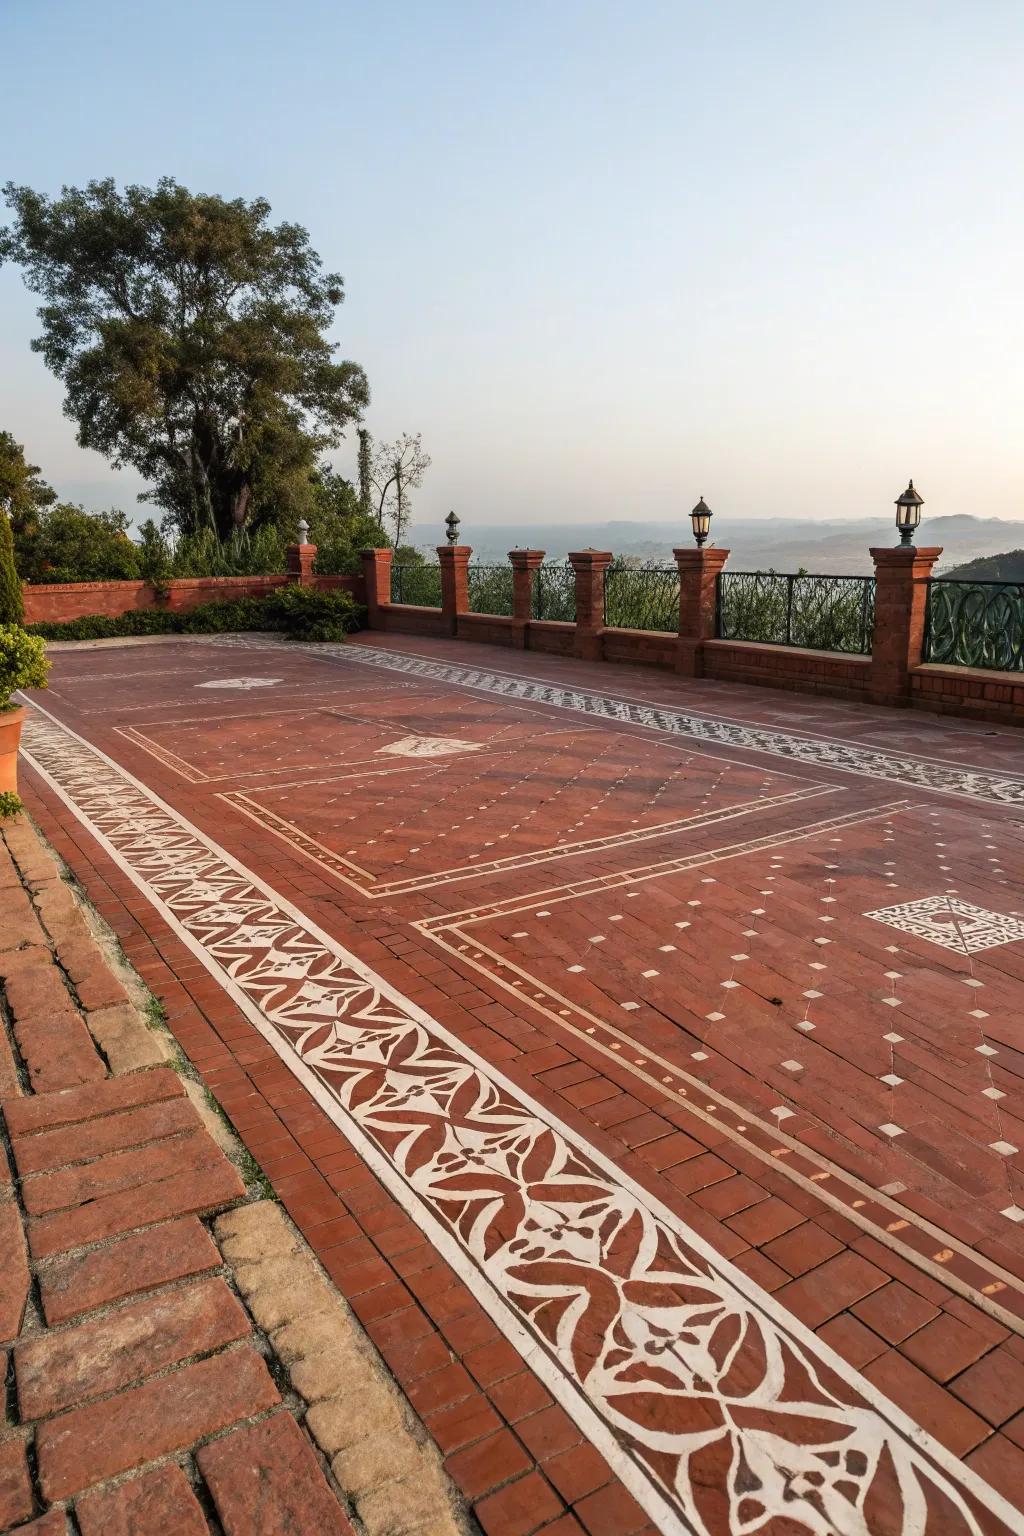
<box><xmin>20</xmin><ymin>703</ymin><xmax>1017</xmax><ymax>1536</ymax></box>
<box><xmin>237</xmin><ymin>638</ymin><xmax>1024</xmax><ymax>807</ymax></box>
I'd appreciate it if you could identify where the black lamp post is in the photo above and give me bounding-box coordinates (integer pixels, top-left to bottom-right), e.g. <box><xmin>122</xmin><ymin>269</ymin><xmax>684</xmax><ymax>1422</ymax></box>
<box><xmin>445</xmin><ymin>510</ymin><xmax>460</xmax><ymax>545</ymax></box>
<box><xmin>895</xmin><ymin>481</ymin><xmax>923</xmax><ymax>546</ymax></box>
<box><xmin>690</xmin><ymin>497</ymin><xmax>712</xmax><ymax>548</ymax></box>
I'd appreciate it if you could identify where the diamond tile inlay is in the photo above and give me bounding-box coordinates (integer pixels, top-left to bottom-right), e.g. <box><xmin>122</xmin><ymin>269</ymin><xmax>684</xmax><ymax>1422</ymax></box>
<box><xmin>864</xmin><ymin>895</ymin><xmax>1024</xmax><ymax>955</ymax></box>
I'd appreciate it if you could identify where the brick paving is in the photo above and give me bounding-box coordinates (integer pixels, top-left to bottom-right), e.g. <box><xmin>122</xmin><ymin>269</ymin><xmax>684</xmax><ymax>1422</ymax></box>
<box><xmin>0</xmin><ymin>814</ymin><xmax>466</xmax><ymax>1535</ymax></box>
<box><xmin>12</xmin><ymin>631</ymin><xmax>1024</xmax><ymax>1533</ymax></box>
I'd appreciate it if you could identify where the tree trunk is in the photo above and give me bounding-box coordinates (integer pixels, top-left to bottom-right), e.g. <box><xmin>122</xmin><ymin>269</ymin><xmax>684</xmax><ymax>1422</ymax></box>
<box><xmin>231</xmin><ymin>482</ymin><xmax>252</xmax><ymax>531</ymax></box>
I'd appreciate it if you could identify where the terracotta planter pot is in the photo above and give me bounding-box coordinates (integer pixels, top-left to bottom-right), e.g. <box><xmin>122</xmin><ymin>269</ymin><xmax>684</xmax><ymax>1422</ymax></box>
<box><xmin>0</xmin><ymin>705</ymin><xmax>26</xmax><ymax>796</ymax></box>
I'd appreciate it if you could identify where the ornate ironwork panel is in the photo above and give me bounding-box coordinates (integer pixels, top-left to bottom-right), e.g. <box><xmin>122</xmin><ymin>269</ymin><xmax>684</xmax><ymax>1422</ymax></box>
<box><xmin>391</xmin><ymin>563</ymin><xmax>442</xmax><ymax>607</ymax></box>
<box><xmin>466</xmin><ymin>564</ymin><xmax>514</xmax><ymax>616</ymax></box>
<box><xmin>716</xmin><ymin>572</ymin><xmax>875</xmax><ymax>655</ymax></box>
<box><xmin>532</xmin><ymin>562</ymin><xmax>576</xmax><ymax>622</ymax></box>
<box><xmin>925</xmin><ymin>580</ymin><xmax>1024</xmax><ymax>672</ymax></box>
<box><xmin>603</xmin><ymin>564</ymin><xmax>680</xmax><ymax>633</ymax></box>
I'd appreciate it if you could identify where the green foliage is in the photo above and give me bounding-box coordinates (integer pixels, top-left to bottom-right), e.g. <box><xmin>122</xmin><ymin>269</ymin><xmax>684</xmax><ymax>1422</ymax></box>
<box><xmin>0</xmin><ymin>178</ymin><xmax>369</xmax><ymax>541</ymax></box>
<box><xmin>17</xmin><ymin>503</ymin><xmax>140</xmax><ymax>584</ymax></box>
<box><xmin>0</xmin><ymin>431</ymin><xmax>56</xmax><ymax>559</ymax></box>
<box><xmin>310</xmin><ymin>463</ymin><xmax>383</xmax><ymax>575</ymax></box>
<box><xmin>0</xmin><ymin>623</ymin><xmax>50</xmax><ymax>707</ymax></box>
<box><xmin>136</xmin><ymin>519</ymin><xmax>173</xmax><ymax>585</ymax></box>
<box><xmin>0</xmin><ymin>791</ymin><xmax>23</xmax><ymax>820</ymax></box>
<box><xmin>26</xmin><ymin>586</ymin><xmax>363</xmax><ymax>644</ymax></box>
<box><xmin>169</xmin><ymin>525</ymin><xmax>286</xmax><ymax>578</ymax></box>
<box><xmin>0</xmin><ymin>511</ymin><xmax>24</xmax><ymax>624</ymax></box>
<box><xmin>261</xmin><ymin>583</ymin><xmax>361</xmax><ymax>641</ymax></box>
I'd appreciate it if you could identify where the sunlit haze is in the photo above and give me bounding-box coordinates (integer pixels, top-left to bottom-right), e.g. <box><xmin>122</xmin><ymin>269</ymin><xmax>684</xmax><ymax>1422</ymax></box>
<box><xmin>2</xmin><ymin>0</ymin><xmax>1022</xmax><ymax>538</ymax></box>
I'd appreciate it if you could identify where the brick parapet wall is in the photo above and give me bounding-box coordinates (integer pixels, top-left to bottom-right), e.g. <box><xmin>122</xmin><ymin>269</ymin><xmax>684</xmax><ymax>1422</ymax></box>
<box><xmin>703</xmin><ymin>639</ymin><xmax>872</xmax><ymax>700</ymax></box>
<box><xmin>349</xmin><ymin>547</ymin><xmax>1024</xmax><ymax>728</ymax></box>
<box><xmin>22</xmin><ymin>572</ymin><xmax>364</xmax><ymax>625</ymax></box>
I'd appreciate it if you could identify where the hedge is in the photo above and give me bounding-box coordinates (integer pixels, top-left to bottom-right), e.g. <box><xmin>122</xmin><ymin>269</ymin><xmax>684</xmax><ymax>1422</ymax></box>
<box><xmin>26</xmin><ymin>586</ymin><xmax>364</xmax><ymax>645</ymax></box>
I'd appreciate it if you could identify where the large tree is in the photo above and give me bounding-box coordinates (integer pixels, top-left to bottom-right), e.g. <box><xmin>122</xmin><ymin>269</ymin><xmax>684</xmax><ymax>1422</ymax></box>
<box><xmin>0</xmin><ymin>179</ymin><xmax>369</xmax><ymax>540</ymax></box>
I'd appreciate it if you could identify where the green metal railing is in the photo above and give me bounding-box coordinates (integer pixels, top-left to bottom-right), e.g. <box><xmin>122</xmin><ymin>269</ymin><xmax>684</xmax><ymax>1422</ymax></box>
<box><xmin>924</xmin><ymin>579</ymin><xmax>1024</xmax><ymax>672</ymax></box>
<box><xmin>532</xmin><ymin>562</ymin><xmax>576</xmax><ymax>622</ymax></box>
<box><xmin>390</xmin><ymin>563</ymin><xmax>442</xmax><ymax>607</ymax></box>
<box><xmin>466</xmin><ymin>564</ymin><xmax>514</xmax><ymax>616</ymax></box>
<box><xmin>603</xmin><ymin>565</ymin><xmax>679</xmax><ymax>632</ymax></box>
<box><xmin>717</xmin><ymin>572</ymin><xmax>875</xmax><ymax>655</ymax></box>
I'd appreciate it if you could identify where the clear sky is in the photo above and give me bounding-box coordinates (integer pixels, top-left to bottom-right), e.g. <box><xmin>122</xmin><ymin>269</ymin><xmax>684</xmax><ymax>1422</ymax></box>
<box><xmin>1</xmin><ymin>0</ymin><xmax>1022</xmax><ymax>538</ymax></box>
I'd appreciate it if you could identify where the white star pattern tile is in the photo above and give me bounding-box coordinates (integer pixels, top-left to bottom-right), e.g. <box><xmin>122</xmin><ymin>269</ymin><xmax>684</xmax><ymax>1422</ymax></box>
<box><xmin>864</xmin><ymin>895</ymin><xmax>1024</xmax><ymax>955</ymax></box>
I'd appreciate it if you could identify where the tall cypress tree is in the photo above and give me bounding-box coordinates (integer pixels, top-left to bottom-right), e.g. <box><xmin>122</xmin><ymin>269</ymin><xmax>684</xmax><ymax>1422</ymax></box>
<box><xmin>357</xmin><ymin>429</ymin><xmax>373</xmax><ymax>521</ymax></box>
<box><xmin>0</xmin><ymin>513</ymin><xmax>24</xmax><ymax>625</ymax></box>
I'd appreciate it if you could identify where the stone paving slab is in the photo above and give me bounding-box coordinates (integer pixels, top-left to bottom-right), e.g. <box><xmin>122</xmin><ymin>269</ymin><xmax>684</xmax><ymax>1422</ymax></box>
<box><xmin>13</xmin><ymin>632</ymin><xmax>1024</xmax><ymax>1534</ymax></box>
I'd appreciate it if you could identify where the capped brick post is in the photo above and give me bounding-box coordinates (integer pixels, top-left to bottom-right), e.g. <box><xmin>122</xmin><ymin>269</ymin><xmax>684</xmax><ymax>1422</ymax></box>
<box><xmin>673</xmin><ymin>546</ymin><xmax>730</xmax><ymax>676</ymax></box>
<box><xmin>436</xmin><ymin>544</ymin><xmax>472</xmax><ymax>637</ymax></box>
<box><xmin>508</xmin><ymin>549</ymin><xmax>545</xmax><ymax>648</ymax></box>
<box><xmin>868</xmin><ymin>545</ymin><xmax>943</xmax><ymax>706</ymax></box>
<box><xmin>286</xmin><ymin>531</ymin><xmax>317</xmax><ymax>587</ymax></box>
<box><xmin>360</xmin><ymin>548</ymin><xmax>393</xmax><ymax>629</ymax></box>
<box><xmin>568</xmin><ymin>550</ymin><xmax>613</xmax><ymax>661</ymax></box>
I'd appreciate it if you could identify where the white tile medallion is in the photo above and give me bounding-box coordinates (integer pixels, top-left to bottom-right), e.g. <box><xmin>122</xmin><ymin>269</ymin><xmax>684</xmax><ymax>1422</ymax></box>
<box><xmin>196</xmin><ymin>676</ymin><xmax>283</xmax><ymax>690</ymax></box>
<box><xmin>376</xmin><ymin>734</ymin><xmax>483</xmax><ymax>759</ymax></box>
<box><xmin>863</xmin><ymin>896</ymin><xmax>1024</xmax><ymax>955</ymax></box>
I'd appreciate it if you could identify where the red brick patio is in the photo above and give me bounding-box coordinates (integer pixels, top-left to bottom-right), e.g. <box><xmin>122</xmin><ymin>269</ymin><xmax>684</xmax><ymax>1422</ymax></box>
<box><xmin>13</xmin><ymin>630</ymin><xmax>1024</xmax><ymax>1535</ymax></box>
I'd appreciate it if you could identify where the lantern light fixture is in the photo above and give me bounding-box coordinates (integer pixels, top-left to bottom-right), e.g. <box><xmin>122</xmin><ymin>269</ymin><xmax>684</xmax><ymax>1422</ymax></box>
<box><xmin>894</xmin><ymin>481</ymin><xmax>923</xmax><ymax>546</ymax></box>
<box><xmin>297</xmin><ymin>518</ymin><xmax>310</xmax><ymax>544</ymax></box>
<box><xmin>690</xmin><ymin>497</ymin><xmax>712</xmax><ymax>548</ymax></box>
<box><xmin>445</xmin><ymin>510</ymin><xmax>460</xmax><ymax>545</ymax></box>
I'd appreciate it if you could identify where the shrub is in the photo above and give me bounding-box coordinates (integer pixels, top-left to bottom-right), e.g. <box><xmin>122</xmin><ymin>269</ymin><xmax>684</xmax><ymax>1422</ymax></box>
<box><xmin>0</xmin><ymin>623</ymin><xmax>50</xmax><ymax>709</ymax></box>
<box><xmin>261</xmin><ymin>585</ymin><xmax>361</xmax><ymax>641</ymax></box>
<box><xmin>0</xmin><ymin>790</ymin><xmax>23</xmax><ymax>819</ymax></box>
<box><xmin>25</xmin><ymin>586</ymin><xmax>364</xmax><ymax>644</ymax></box>
<box><xmin>0</xmin><ymin>512</ymin><xmax>23</xmax><ymax>624</ymax></box>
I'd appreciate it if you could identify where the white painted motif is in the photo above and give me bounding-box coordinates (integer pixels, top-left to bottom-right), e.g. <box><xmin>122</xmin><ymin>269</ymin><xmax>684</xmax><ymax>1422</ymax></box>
<box><xmin>375</xmin><ymin>734</ymin><xmax>483</xmax><ymax>759</ymax></box>
<box><xmin>19</xmin><ymin>705</ymin><xmax>1017</xmax><ymax>1536</ymax></box>
<box><xmin>196</xmin><ymin>676</ymin><xmax>283</xmax><ymax>690</ymax></box>
<box><xmin>864</xmin><ymin>895</ymin><xmax>1024</xmax><ymax>955</ymax></box>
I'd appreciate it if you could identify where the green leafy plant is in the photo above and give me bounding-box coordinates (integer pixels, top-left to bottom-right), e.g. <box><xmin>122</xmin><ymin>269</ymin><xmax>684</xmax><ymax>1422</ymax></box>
<box><xmin>0</xmin><ymin>790</ymin><xmax>22</xmax><ymax>819</ymax></box>
<box><xmin>262</xmin><ymin>584</ymin><xmax>361</xmax><ymax>641</ymax></box>
<box><xmin>0</xmin><ymin>510</ymin><xmax>24</xmax><ymax>624</ymax></box>
<box><xmin>0</xmin><ymin>623</ymin><xmax>49</xmax><ymax>709</ymax></box>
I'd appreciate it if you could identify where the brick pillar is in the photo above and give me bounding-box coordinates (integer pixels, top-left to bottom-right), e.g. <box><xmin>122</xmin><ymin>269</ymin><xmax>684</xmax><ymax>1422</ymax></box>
<box><xmin>568</xmin><ymin>550</ymin><xmax>613</xmax><ymax>661</ymax></box>
<box><xmin>437</xmin><ymin>544</ymin><xmax>472</xmax><ymax>637</ymax></box>
<box><xmin>360</xmin><ymin>548</ymin><xmax>393</xmax><ymax>629</ymax></box>
<box><xmin>286</xmin><ymin>541</ymin><xmax>317</xmax><ymax>586</ymax></box>
<box><xmin>674</xmin><ymin>546</ymin><xmax>730</xmax><ymax>676</ymax></box>
<box><xmin>508</xmin><ymin>549</ymin><xmax>544</xmax><ymax>649</ymax></box>
<box><xmin>868</xmin><ymin>545</ymin><xmax>943</xmax><ymax>706</ymax></box>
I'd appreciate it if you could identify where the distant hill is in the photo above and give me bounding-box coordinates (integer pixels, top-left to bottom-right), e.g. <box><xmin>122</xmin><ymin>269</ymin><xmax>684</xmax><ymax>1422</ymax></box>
<box><xmin>408</xmin><ymin>514</ymin><xmax>1024</xmax><ymax>577</ymax></box>
<box><xmin>941</xmin><ymin>550</ymin><xmax>1024</xmax><ymax>582</ymax></box>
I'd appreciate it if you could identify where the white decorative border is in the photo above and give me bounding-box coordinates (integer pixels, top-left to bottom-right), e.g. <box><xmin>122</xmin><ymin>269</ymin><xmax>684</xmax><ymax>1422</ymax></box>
<box><xmin>18</xmin><ymin>702</ymin><xmax>1015</xmax><ymax>1536</ymax></box>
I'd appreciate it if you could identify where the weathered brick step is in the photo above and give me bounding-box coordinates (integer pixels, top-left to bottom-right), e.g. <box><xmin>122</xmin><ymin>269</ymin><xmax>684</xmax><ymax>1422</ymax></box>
<box><xmin>35</xmin><ymin>1346</ymin><xmax>280</xmax><ymax>1501</ymax></box>
<box><xmin>38</xmin><ymin>1214</ymin><xmax>221</xmax><ymax>1326</ymax></box>
<box><xmin>29</xmin><ymin>1159</ymin><xmax>245</xmax><ymax>1259</ymax></box>
<box><xmin>198</xmin><ymin>1412</ymin><xmax>357</xmax><ymax>1535</ymax></box>
<box><xmin>22</xmin><ymin>1131</ymin><xmax>225</xmax><ymax>1216</ymax></box>
<box><xmin>1</xmin><ymin>948</ymin><xmax>106</xmax><ymax>1093</ymax></box>
<box><xmin>2</xmin><ymin>1066</ymin><xmax>183</xmax><ymax>1138</ymax></box>
<box><xmin>16</xmin><ymin>1275</ymin><xmax>250</xmax><ymax>1419</ymax></box>
<box><xmin>76</xmin><ymin>1464</ymin><xmax>208</xmax><ymax>1536</ymax></box>
<box><xmin>13</xmin><ymin>1093</ymin><xmax>201</xmax><ymax>1177</ymax></box>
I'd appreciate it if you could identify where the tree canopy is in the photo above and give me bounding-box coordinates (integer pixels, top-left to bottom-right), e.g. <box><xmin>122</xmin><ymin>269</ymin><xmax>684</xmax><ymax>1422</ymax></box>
<box><xmin>0</xmin><ymin>179</ymin><xmax>369</xmax><ymax>541</ymax></box>
<box><xmin>0</xmin><ymin>430</ymin><xmax>57</xmax><ymax>551</ymax></box>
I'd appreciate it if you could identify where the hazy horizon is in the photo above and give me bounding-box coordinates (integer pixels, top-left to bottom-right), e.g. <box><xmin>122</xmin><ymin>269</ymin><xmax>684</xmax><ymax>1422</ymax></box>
<box><xmin>2</xmin><ymin>0</ymin><xmax>1022</xmax><ymax>532</ymax></box>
